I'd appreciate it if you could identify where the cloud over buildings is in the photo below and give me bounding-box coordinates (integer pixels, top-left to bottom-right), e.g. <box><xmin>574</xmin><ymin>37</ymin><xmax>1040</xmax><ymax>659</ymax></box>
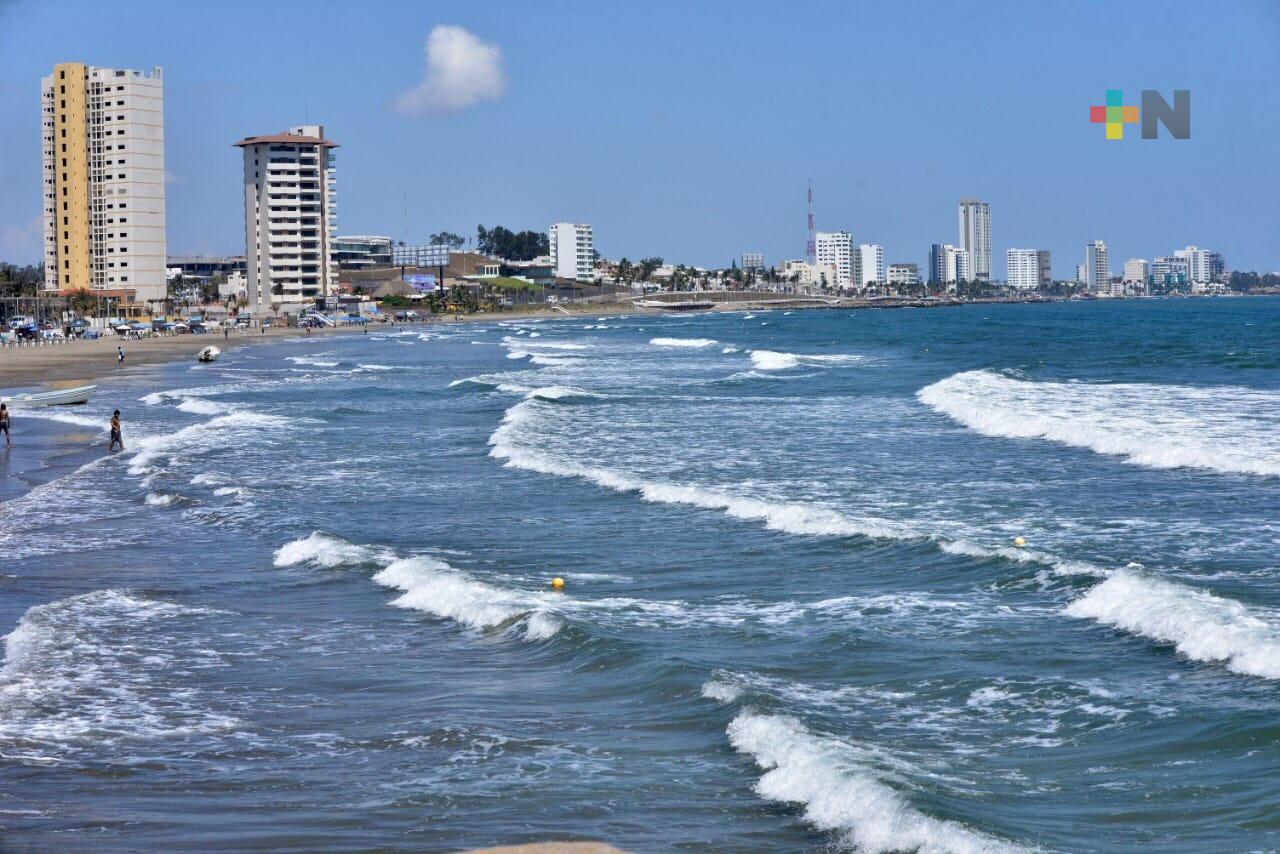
<box><xmin>395</xmin><ymin>25</ymin><xmax>506</xmax><ymax>116</ymax></box>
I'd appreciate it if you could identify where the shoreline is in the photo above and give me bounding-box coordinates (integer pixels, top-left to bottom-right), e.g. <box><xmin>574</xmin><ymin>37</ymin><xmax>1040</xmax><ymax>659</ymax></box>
<box><xmin>2</xmin><ymin>291</ymin><xmax>1262</xmax><ymax>390</ymax></box>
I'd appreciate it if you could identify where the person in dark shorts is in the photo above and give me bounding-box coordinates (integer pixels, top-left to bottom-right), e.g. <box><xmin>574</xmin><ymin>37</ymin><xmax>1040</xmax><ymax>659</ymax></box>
<box><xmin>109</xmin><ymin>409</ymin><xmax>125</xmax><ymax>452</ymax></box>
<box><xmin>0</xmin><ymin>403</ymin><xmax>10</xmax><ymax>448</ymax></box>
<box><xmin>117</xmin><ymin>345</ymin><xmax>125</xmax><ymax>365</ymax></box>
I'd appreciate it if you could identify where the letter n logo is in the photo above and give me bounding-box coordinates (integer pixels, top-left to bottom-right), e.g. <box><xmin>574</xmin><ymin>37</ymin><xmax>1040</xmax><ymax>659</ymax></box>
<box><xmin>1141</xmin><ymin>90</ymin><xmax>1191</xmax><ymax>139</ymax></box>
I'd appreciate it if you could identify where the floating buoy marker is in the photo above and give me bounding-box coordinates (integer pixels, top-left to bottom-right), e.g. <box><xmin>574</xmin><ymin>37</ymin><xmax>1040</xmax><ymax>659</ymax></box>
<box><xmin>1012</xmin><ymin>536</ymin><xmax>1027</xmax><ymax>548</ymax></box>
<box><xmin>551</xmin><ymin>577</ymin><xmax>565</xmax><ymax>591</ymax></box>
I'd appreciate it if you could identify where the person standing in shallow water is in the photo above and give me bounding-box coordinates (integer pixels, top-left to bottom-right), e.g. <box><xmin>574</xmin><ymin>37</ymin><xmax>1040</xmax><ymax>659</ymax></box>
<box><xmin>109</xmin><ymin>409</ymin><xmax>124</xmax><ymax>452</ymax></box>
<box><xmin>117</xmin><ymin>345</ymin><xmax>125</xmax><ymax>365</ymax></box>
<box><xmin>0</xmin><ymin>403</ymin><xmax>10</xmax><ymax>449</ymax></box>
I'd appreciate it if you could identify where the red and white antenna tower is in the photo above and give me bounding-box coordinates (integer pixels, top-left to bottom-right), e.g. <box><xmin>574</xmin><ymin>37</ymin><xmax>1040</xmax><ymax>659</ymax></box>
<box><xmin>806</xmin><ymin>179</ymin><xmax>816</xmax><ymax>264</ymax></box>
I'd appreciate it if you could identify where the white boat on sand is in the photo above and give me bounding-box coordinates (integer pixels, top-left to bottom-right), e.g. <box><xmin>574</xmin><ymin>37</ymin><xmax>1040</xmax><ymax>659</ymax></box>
<box><xmin>0</xmin><ymin>385</ymin><xmax>98</xmax><ymax>408</ymax></box>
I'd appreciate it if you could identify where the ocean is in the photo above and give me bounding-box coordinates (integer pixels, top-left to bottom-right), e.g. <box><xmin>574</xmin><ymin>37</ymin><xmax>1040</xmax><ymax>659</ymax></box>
<box><xmin>3</xmin><ymin>297</ymin><xmax>1279</xmax><ymax>852</ymax></box>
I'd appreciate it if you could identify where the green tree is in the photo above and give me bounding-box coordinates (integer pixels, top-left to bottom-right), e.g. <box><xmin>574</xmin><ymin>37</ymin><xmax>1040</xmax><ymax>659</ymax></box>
<box><xmin>430</xmin><ymin>231</ymin><xmax>466</xmax><ymax>249</ymax></box>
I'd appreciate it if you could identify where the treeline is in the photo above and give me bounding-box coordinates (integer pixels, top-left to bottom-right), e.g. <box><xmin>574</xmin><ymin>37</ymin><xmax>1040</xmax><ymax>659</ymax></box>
<box><xmin>475</xmin><ymin>225</ymin><xmax>549</xmax><ymax>261</ymax></box>
<box><xmin>0</xmin><ymin>262</ymin><xmax>44</xmax><ymax>297</ymax></box>
<box><xmin>1227</xmin><ymin>271</ymin><xmax>1280</xmax><ymax>292</ymax></box>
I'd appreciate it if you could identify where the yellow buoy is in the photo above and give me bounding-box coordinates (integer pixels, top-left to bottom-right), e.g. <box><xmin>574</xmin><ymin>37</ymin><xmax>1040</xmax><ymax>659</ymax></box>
<box><xmin>1013</xmin><ymin>536</ymin><xmax>1027</xmax><ymax>548</ymax></box>
<box><xmin>551</xmin><ymin>577</ymin><xmax>565</xmax><ymax>590</ymax></box>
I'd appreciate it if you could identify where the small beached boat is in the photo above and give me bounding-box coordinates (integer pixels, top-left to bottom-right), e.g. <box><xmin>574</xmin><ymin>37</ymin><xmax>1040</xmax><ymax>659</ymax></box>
<box><xmin>197</xmin><ymin>346</ymin><xmax>221</xmax><ymax>363</ymax></box>
<box><xmin>0</xmin><ymin>385</ymin><xmax>98</xmax><ymax>408</ymax></box>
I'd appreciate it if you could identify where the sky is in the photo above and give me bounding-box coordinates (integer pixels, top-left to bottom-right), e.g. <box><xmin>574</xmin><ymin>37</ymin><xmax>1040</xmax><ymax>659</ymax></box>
<box><xmin>1</xmin><ymin>0</ymin><xmax>1278</xmax><ymax>277</ymax></box>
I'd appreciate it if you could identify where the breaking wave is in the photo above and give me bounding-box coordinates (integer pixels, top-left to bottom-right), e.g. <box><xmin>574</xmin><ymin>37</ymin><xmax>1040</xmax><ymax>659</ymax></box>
<box><xmin>918</xmin><ymin>370</ymin><xmax>1280</xmax><ymax>477</ymax></box>
<box><xmin>750</xmin><ymin>351</ymin><xmax>868</xmax><ymax>371</ymax></box>
<box><xmin>727</xmin><ymin>712</ymin><xmax>1028</xmax><ymax>853</ymax></box>
<box><xmin>273</xmin><ymin>532</ymin><xmax>562</xmax><ymax>641</ymax></box>
<box><xmin>1066</xmin><ymin>567</ymin><xmax>1280</xmax><ymax>679</ymax></box>
<box><xmin>650</xmin><ymin>337</ymin><xmax>718</xmax><ymax>348</ymax></box>
<box><xmin>0</xmin><ymin>590</ymin><xmax>236</xmax><ymax>763</ymax></box>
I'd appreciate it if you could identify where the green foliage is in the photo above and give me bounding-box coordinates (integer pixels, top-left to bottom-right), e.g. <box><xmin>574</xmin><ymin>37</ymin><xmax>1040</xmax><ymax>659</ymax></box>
<box><xmin>430</xmin><ymin>231</ymin><xmax>466</xmax><ymax>249</ymax></box>
<box><xmin>476</xmin><ymin>224</ymin><xmax>549</xmax><ymax>261</ymax></box>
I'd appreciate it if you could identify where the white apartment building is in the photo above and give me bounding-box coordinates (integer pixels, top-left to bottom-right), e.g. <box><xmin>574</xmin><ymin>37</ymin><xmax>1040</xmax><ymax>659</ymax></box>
<box><xmin>815</xmin><ymin>231</ymin><xmax>854</xmax><ymax>288</ymax></box>
<box><xmin>1006</xmin><ymin>248</ymin><xmax>1040</xmax><ymax>290</ymax></box>
<box><xmin>1085</xmin><ymin>240</ymin><xmax>1110</xmax><ymax>292</ymax></box>
<box><xmin>958</xmin><ymin>198</ymin><xmax>991</xmax><ymax>281</ymax></box>
<box><xmin>1123</xmin><ymin>258</ymin><xmax>1150</xmax><ymax>284</ymax></box>
<box><xmin>858</xmin><ymin>244</ymin><xmax>885</xmax><ymax>287</ymax></box>
<box><xmin>887</xmin><ymin>263</ymin><xmax>919</xmax><ymax>285</ymax></box>
<box><xmin>1174</xmin><ymin>246</ymin><xmax>1211</xmax><ymax>283</ymax></box>
<box><xmin>549</xmin><ymin>222</ymin><xmax>594</xmax><ymax>281</ymax></box>
<box><xmin>42</xmin><ymin>62</ymin><xmax>166</xmax><ymax>306</ymax></box>
<box><xmin>237</xmin><ymin>125</ymin><xmax>338</xmax><ymax>314</ymax></box>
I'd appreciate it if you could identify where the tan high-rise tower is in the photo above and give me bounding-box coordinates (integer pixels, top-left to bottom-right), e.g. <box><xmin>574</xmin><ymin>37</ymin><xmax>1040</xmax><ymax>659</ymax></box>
<box><xmin>41</xmin><ymin>63</ymin><xmax>167</xmax><ymax>307</ymax></box>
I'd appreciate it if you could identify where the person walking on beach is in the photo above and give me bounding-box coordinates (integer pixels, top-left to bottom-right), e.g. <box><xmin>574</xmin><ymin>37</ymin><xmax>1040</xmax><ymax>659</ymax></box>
<box><xmin>109</xmin><ymin>409</ymin><xmax>124</xmax><ymax>452</ymax></box>
<box><xmin>117</xmin><ymin>345</ymin><xmax>125</xmax><ymax>365</ymax></box>
<box><xmin>0</xmin><ymin>403</ymin><xmax>10</xmax><ymax>449</ymax></box>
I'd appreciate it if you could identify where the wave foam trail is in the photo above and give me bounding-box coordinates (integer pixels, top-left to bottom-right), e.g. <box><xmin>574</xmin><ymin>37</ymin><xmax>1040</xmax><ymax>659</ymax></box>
<box><xmin>728</xmin><ymin>712</ymin><xmax>1027</xmax><ymax>853</ymax></box>
<box><xmin>273</xmin><ymin>533</ymin><xmax>561</xmax><ymax>640</ymax></box>
<box><xmin>1066</xmin><ymin>568</ymin><xmax>1280</xmax><ymax>679</ymax></box>
<box><xmin>373</xmin><ymin>557</ymin><xmax>562</xmax><ymax>640</ymax></box>
<box><xmin>0</xmin><ymin>590</ymin><xmax>235</xmax><ymax>762</ymax></box>
<box><xmin>918</xmin><ymin>370</ymin><xmax>1280</xmax><ymax>477</ymax></box>
<box><xmin>273</xmin><ymin>531</ymin><xmax>391</xmax><ymax>568</ymax></box>
<box><xmin>489</xmin><ymin>400</ymin><xmax>915</xmax><ymax>542</ymax></box>
<box><xmin>129</xmin><ymin>410</ymin><xmax>292</xmax><ymax>476</ymax></box>
<box><xmin>650</xmin><ymin>337</ymin><xmax>717</xmax><ymax>348</ymax></box>
<box><xmin>750</xmin><ymin>351</ymin><xmax>868</xmax><ymax>371</ymax></box>
<box><xmin>176</xmin><ymin>397</ymin><xmax>230</xmax><ymax>416</ymax></box>
<box><xmin>286</xmin><ymin>355</ymin><xmax>340</xmax><ymax>368</ymax></box>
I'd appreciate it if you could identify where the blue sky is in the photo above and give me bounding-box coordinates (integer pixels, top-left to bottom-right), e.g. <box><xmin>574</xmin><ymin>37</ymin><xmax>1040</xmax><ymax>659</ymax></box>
<box><xmin>2</xmin><ymin>0</ymin><xmax>1277</xmax><ymax>276</ymax></box>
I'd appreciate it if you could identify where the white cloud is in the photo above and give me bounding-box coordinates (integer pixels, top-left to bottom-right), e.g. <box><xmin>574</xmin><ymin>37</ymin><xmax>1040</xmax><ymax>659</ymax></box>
<box><xmin>395</xmin><ymin>25</ymin><xmax>506</xmax><ymax>116</ymax></box>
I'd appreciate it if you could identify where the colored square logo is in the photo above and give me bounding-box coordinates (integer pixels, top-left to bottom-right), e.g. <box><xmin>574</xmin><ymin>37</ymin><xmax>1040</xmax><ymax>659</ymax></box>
<box><xmin>1091</xmin><ymin>90</ymin><xmax>1139</xmax><ymax>139</ymax></box>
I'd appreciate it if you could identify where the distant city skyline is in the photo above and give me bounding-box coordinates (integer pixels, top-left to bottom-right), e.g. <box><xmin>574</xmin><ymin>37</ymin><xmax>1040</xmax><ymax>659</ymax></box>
<box><xmin>2</xmin><ymin>0</ymin><xmax>1278</xmax><ymax>276</ymax></box>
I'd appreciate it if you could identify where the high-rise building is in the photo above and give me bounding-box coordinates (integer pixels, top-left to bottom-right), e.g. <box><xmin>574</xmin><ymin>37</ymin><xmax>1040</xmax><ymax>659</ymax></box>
<box><xmin>741</xmin><ymin>252</ymin><xmax>764</xmax><ymax>272</ymax></box>
<box><xmin>1123</xmin><ymin>258</ymin><xmax>1150</xmax><ymax>284</ymax></box>
<box><xmin>857</xmin><ymin>244</ymin><xmax>884</xmax><ymax>287</ymax></box>
<box><xmin>42</xmin><ymin>62</ymin><xmax>167</xmax><ymax>305</ymax></box>
<box><xmin>1208</xmin><ymin>251</ymin><xmax>1227</xmax><ymax>282</ymax></box>
<box><xmin>236</xmin><ymin>125</ymin><xmax>338</xmax><ymax>314</ymax></box>
<box><xmin>815</xmin><ymin>231</ymin><xmax>854</xmax><ymax>288</ymax></box>
<box><xmin>1174</xmin><ymin>246</ymin><xmax>1211</xmax><ymax>283</ymax></box>
<box><xmin>957</xmin><ymin>198</ymin><xmax>991</xmax><ymax>281</ymax></box>
<box><xmin>1036</xmin><ymin>250</ymin><xmax>1052</xmax><ymax>287</ymax></box>
<box><xmin>549</xmin><ymin>222</ymin><xmax>594</xmax><ymax>281</ymax></box>
<box><xmin>1006</xmin><ymin>248</ymin><xmax>1040</xmax><ymax>290</ymax></box>
<box><xmin>1084</xmin><ymin>240</ymin><xmax>1110</xmax><ymax>292</ymax></box>
<box><xmin>928</xmin><ymin>243</ymin><xmax>969</xmax><ymax>286</ymax></box>
<box><xmin>1150</xmin><ymin>256</ymin><xmax>1189</xmax><ymax>290</ymax></box>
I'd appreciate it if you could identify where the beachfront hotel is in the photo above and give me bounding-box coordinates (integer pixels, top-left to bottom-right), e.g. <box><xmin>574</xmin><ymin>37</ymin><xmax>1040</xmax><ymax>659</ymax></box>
<box><xmin>236</xmin><ymin>125</ymin><xmax>338</xmax><ymax>314</ymax></box>
<box><xmin>858</xmin><ymin>243</ymin><xmax>884</xmax><ymax>287</ymax></box>
<box><xmin>548</xmin><ymin>222</ymin><xmax>594</xmax><ymax>281</ymax></box>
<box><xmin>814</xmin><ymin>231</ymin><xmax>854</xmax><ymax>288</ymax></box>
<box><xmin>1006</xmin><ymin>248</ymin><xmax>1040</xmax><ymax>291</ymax></box>
<box><xmin>957</xmin><ymin>198</ymin><xmax>991</xmax><ymax>281</ymax></box>
<box><xmin>41</xmin><ymin>62</ymin><xmax>167</xmax><ymax>307</ymax></box>
<box><xmin>1085</xmin><ymin>240</ymin><xmax>1111</xmax><ymax>292</ymax></box>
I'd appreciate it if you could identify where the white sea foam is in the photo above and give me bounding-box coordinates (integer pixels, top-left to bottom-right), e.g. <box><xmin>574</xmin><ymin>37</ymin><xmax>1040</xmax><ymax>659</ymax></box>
<box><xmin>0</xmin><ymin>590</ymin><xmax>236</xmax><ymax>763</ymax></box>
<box><xmin>273</xmin><ymin>533</ymin><xmax>562</xmax><ymax>640</ymax></box>
<box><xmin>750</xmin><ymin>350</ymin><xmax>801</xmax><ymax>370</ymax></box>
<box><xmin>918</xmin><ymin>370</ymin><xmax>1280</xmax><ymax>477</ymax></box>
<box><xmin>750</xmin><ymin>350</ymin><xmax>868</xmax><ymax>371</ymax></box>
<box><xmin>129</xmin><ymin>410</ymin><xmax>293</xmax><ymax>476</ymax></box>
<box><xmin>273</xmin><ymin>531</ymin><xmax>392</xmax><ymax>568</ymax></box>
<box><xmin>1065</xmin><ymin>568</ymin><xmax>1280</xmax><ymax>679</ymax></box>
<box><xmin>489</xmin><ymin>399</ymin><xmax>915</xmax><ymax>542</ymax></box>
<box><xmin>190</xmin><ymin>472</ymin><xmax>221</xmax><ymax>486</ymax></box>
<box><xmin>373</xmin><ymin>556</ymin><xmax>562</xmax><ymax>640</ymax></box>
<box><xmin>524</xmin><ymin>386</ymin><xmax>603</xmax><ymax>402</ymax></box>
<box><xmin>286</xmin><ymin>355</ymin><xmax>340</xmax><ymax>368</ymax></box>
<box><xmin>144</xmin><ymin>491</ymin><xmax>179</xmax><ymax>507</ymax></box>
<box><xmin>176</xmin><ymin>397</ymin><xmax>230</xmax><ymax>416</ymax></box>
<box><xmin>727</xmin><ymin>712</ymin><xmax>1027</xmax><ymax>853</ymax></box>
<box><xmin>701</xmin><ymin>679</ymin><xmax>744</xmax><ymax>703</ymax></box>
<box><xmin>11</xmin><ymin>409</ymin><xmax>106</xmax><ymax>431</ymax></box>
<box><xmin>357</xmin><ymin>363</ymin><xmax>398</xmax><ymax>371</ymax></box>
<box><xmin>650</xmin><ymin>337</ymin><xmax>717</xmax><ymax>348</ymax></box>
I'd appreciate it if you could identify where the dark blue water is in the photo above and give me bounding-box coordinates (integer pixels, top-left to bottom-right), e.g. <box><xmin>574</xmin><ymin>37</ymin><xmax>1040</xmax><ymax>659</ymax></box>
<box><xmin>3</xmin><ymin>297</ymin><xmax>1279</xmax><ymax>852</ymax></box>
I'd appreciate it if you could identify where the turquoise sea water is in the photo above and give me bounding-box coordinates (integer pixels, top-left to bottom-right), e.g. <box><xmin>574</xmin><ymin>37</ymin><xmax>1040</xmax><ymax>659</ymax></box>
<box><xmin>3</xmin><ymin>297</ymin><xmax>1280</xmax><ymax>851</ymax></box>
